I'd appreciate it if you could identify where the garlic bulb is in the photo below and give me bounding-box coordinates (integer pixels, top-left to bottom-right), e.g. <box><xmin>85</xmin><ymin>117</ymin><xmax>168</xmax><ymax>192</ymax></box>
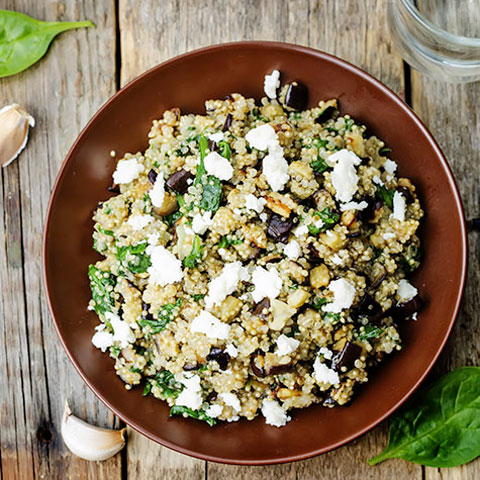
<box><xmin>0</xmin><ymin>103</ymin><xmax>35</xmax><ymax>167</ymax></box>
<box><xmin>61</xmin><ymin>402</ymin><xmax>126</xmax><ymax>461</ymax></box>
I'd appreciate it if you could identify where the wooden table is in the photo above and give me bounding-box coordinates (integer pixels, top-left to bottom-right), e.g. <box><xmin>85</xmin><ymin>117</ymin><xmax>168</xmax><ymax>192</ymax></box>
<box><xmin>1</xmin><ymin>1</ymin><xmax>478</xmax><ymax>478</ymax></box>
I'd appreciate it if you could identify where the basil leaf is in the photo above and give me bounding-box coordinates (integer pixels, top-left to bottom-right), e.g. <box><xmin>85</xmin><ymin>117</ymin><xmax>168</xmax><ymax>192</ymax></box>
<box><xmin>117</xmin><ymin>242</ymin><xmax>151</xmax><ymax>274</ymax></box>
<box><xmin>170</xmin><ymin>405</ymin><xmax>217</xmax><ymax>426</ymax></box>
<box><xmin>139</xmin><ymin>299</ymin><xmax>182</xmax><ymax>333</ymax></box>
<box><xmin>369</xmin><ymin>367</ymin><xmax>480</xmax><ymax>467</ymax></box>
<box><xmin>152</xmin><ymin>370</ymin><xmax>184</xmax><ymax>399</ymax></box>
<box><xmin>217</xmin><ymin>235</ymin><xmax>243</xmax><ymax>248</ymax></box>
<box><xmin>200</xmin><ymin>176</ymin><xmax>222</xmax><ymax>213</ymax></box>
<box><xmin>356</xmin><ymin>324</ymin><xmax>384</xmax><ymax>341</ymax></box>
<box><xmin>183</xmin><ymin>235</ymin><xmax>203</xmax><ymax>268</ymax></box>
<box><xmin>88</xmin><ymin>265</ymin><xmax>116</xmax><ymax>315</ymax></box>
<box><xmin>377</xmin><ymin>185</ymin><xmax>395</xmax><ymax>209</ymax></box>
<box><xmin>195</xmin><ymin>134</ymin><xmax>208</xmax><ymax>185</ymax></box>
<box><xmin>218</xmin><ymin>140</ymin><xmax>231</xmax><ymax>159</ymax></box>
<box><xmin>0</xmin><ymin>10</ymin><xmax>93</xmax><ymax>78</ymax></box>
<box><xmin>311</xmin><ymin>157</ymin><xmax>329</xmax><ymax>173</ymax></box>
<box><xmin>308</xmin><ymin>207</ymin><xmax>339</xmax><ymax>235</ymax></box>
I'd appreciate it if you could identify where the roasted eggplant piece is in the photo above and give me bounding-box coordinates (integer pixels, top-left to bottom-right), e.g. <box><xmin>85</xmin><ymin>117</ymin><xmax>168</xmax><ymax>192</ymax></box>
<box><xmin>267</xmin><ymin>214</ymin><xmax>295</xmax><ymax>243</ymax></box>
<box><xmin>206</xmin><ymin>347</ymin><xmax>230</xmax><ymax>370</ymax></box>
<box><xmin>165</xmin><ymin>169</ymin><xmax>194</xmax><ymax>194</ymax></box>
<box><xmin>331</xmin><ymin>341</ymin><xmax>362</xmax><ymax>371</ymax></box>
<box><xmin>391</xmin><ymin>295</ymin><xmax>423</xmax><ymax>319</ymax></box>
<box><xmin>285</xmin><ymin>82</ymin><xmax>308</xmax><ymax>111</ymax></box>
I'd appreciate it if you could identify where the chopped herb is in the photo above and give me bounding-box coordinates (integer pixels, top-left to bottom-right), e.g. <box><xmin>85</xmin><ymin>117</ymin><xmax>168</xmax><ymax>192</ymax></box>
<box><xmin>93</xmin><ymin>238</ymin><xmax>107</xmax><ymax>254</ymax></box>
<box><xmin>290</xmin><ymin>281</ymin><xmax>299</xmax><ymax>290</ymax></box>
<box><xmin>142</xmin><ymin>193</ymin><xmax>152</xmax><ymax>214</ymax></box>
<box><xmin>110</xmin><ymin>345</ymin><xmax>121</xmax><ymax>358</ymax></box>
<box><xmin>195</xmin><ymin>134</ymin><xmax>208</xmax><ymax>184</ymax></box>
<box><xmin>308</xmin><ymin>207</ymin><xmax>339</xmax><ymax>235</ymax></box>
<box><xmin>170</xmin><ymin>405</ymin><xmax>217</xmax><ymax>426</ymax></box>
<box><xmin>187</xmin><ymin>126</ymin><xmax>196</xmax><ymax>131</ymax></box>
<box><xmin>153</xmin><ymin>161</ymin><xmax>160</xmax><ymax>168</ymax></box>
<box><xmin>197</xmin><ymin>364</ymin><xmax>209</xmax><ymax>372</ymax></box>
<box><xmin>88</xmin><ymin>265</ymin><xmax>116</xmax><ymax>315</ymax></box>
<box><xmin>139</xmin><ymin>299</ymin><xmax>182</xmax><ymax>333</ymax></box>
<box><xmin>218</xmin><ymin>235</ymin><xmax>243</xmax><ymax>248</ymax></box>
<box><xmin>117</xmin><ymin>242</ymin><xmax>151</xmax><ymax>274</ymax></box>
<box><xmin>311</xmin><ymin>157</ymin><xmax>329</xmax><ymax>173</ymax></box>
<box><xmin>192</xmin><ymin>293</ymin><xmax>206</xmax><ymax>302</ymax></box>
<box><xmin>325</xmin><ymin>126</ymin><xmax>338</xmax><ymax>133</ymax></box>
<box><xmin>95</xmin><ymin>225</ymin><xmax>114</xmax><ymax>236</ymax></box>
<box><xmin>186</xmin><ymin>134</ymin><xmax>200</xmax><ymax>143</ymax></box>
<box><xmin>130</xmin><ymin>367</ymin><xmax>142</xmax><ymax>373</ymax></box>
<box><xmin>217</xmin><ymin>140</ymin><xmax>231</xmax><ymax>159</ymax></box>
<box><xmin>313</xmin><ymin>297</ymin><xmax>328</xmax><ymax>311</ymax></box>
<box><xmin>183</xmin><ymin>235</ymin><xmax>203</xmax><ymax>268</ymax></box>
<box><xmin>344</xmin><ymin>117</ymin><xmax>354</xmax><ymax>132</ymax></box>
<box><xmin>377</xmin><ymin>185</ymin><xmax>395</xmax><ymax>209</ymax></box>
<box><xmin>154</xmin><ymin>370</ymin><xmax>184</xmax><ymax>398</ymax></box>
<box><xmin>324</xmin><ymin>312</ymin><xmax>341</xmax><ymax>323</ymax></box>
<box><xmin>142</xmin><ymin>382</ymin><xmax>152</xmax><ymax>396</ymax></box>
<box><xmin>402</xmin><ymin>244</ymin><xmax>421</xmax><ymax>273</ymax></box>
<box><xmin>356</xmin><ymin>324</ymin><xmax>385</xmax><ymax>341</ymax></box>
<box><xmin>164</xmin><ymin>209</ymin><xmax>182</xmax><ymax>228</ymax></box>
<box><xmin>103</xmin><ymin>205</ymin><xmax>111</xmax><ymax>215</ymax></box>
<box><xmin>378</xmin><ymin>147</ymin><xmax>392</xmax><ymax>156</ymax></box>
<box><xmin>199</xmin><ymin>177</ymin><xmax>222</xmax><ymax>213</ymax></box>
<box><xmin>251</xmin><ymin>108</ymin><xmax>268</xmax><ymax>122</ymax></box>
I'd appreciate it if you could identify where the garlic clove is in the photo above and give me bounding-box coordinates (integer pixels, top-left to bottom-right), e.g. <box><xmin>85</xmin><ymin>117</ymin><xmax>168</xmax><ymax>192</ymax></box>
<box><xmin>61</xmin><ymin>402</ymin><xmax>126</xmax><ymax>461</ymax></box>
<box><xmin>0</xmin><ymin>103</ymin><xmax>35</xmax><ymax>168</ymax></box>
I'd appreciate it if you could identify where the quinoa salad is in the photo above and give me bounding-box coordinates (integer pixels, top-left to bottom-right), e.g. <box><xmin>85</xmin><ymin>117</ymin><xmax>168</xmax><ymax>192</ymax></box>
<box><xmin>89</xmin><ymin>70</ymin><xmax>423</xmax><ymax>428</ymax></box>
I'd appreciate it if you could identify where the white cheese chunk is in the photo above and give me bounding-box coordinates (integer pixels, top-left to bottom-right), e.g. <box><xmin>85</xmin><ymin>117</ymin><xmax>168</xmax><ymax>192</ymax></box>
<box><xmin>318</xmin><ymin>347</ymin><xmax>333</xmax><ymax>360</ymax></box>
<box><xmin>397</xmin><ymin>279</ymin><xmax>418</xmax><ymax>302</ymax></box>
<box><xmin>225</xmin><ymin>343</ymin><xmax>239</xmax><ymax>358</ymax></box>
<box><xmin>105</xmin><ymin>312</ymin><xmax>135</xmax><ymax>348</ymax></box>
<box><xmin>174</xmin><ymin>373</ymin><xmax>203</xmax><ymax>410</ymax></box>
<box><xmin>372</xmin><ymin>174</ymin><xmax>384</xmax><ymax>186</ymax></box>
<box><xmin>192</xmin><ymin>211</ymin><xmax>213</xmax><ymax>235</ymax></box>
<box><xmin>112</xmin><ymin>158</ymin><xmax>144</xmax><ymax>184</ymax></box>
<box><xmin>204</xmin><ymin>151</ymin><xmax>234</xmax><ymax>181</ymax></box>
<box><xmin>283</xmin><ymin>239</ymin><xmax>301</xmax><ymax>260</ymax></box>
<box><xmin>150</xmin><ymin>171</ymin><xmax>166</xmax><ymax>208</ymax></box>
<box><xmin>261</xmin><ymin>399</ymin><xmax>290</xmax><ymax>427</ymax></box>
<box><xmin>340</xmin><ymin>201</ymin><xmax>368</xmax><ymax>211</ymax></box>
<box><xmin>323</xmin><ymin>278</ymin><xmax>356</xmax><ymax>313</ymax></box>
<box><xmin>205</xmin><ymin>261</ymin><xmax>249</xmax><ymax>308</ymax></box>
<box><xmin>147</xmin><ymin>245</ymin><xmax>184</xmax><ymax>286</ymax></box>
<box><xmin>313</xmin><ymin>356</ymin><xmax>340</xmax><ymax>386</ymax></box>
<box><xmin>190</xmin><ymin>310</ymin><xmax>230</xmax><ymax>339</ymax></box>
<box><xmin>91</xmin><ymin>325</ymin><xmax>113</xmax><ymax>352</ymax></box>
<box><xmin>329</xmin><ymin>149</ymin><xmax>361</xmax><ymax>203</ymax></box>
<box><xmin>391</xmin><ymin>191</ymin><xmax>406</xmax><ymax>221</ymax></box>
<box><xmin>245</xmin><ymin>193</ymin><xmax>266</xmax><ymax>214</ymax></box>
<box><xmin>128</xmin><ymin>214</ymin><xmax>154</xmax><ymax>230</ymax></box>
<box><xmin>264</xmin><ymin>69</ymin><xmax>281</xmax><ymax>99</ymax></box>
<box><xmin>208</xmin><ymin>131</ymin><xmax>224</xmax><ymax>143</ymax></box>
<box><xmin>245</xmin><ymin>124</ymin><xmax>279</xmax><ymax>151</ymax></box>
<box><xmin>275</xmin><ymin>334</ymin><xmax>300</xmax><ymax>356</ymax></box>
<box><xmin>293</xmin><ymin>225</ymin><xmax>309</xmax><ymax>237</ymax></box>
<box><xmin>251</xmin><ymin>266</ymin><xmax>282</xmax><ymax>303</ymax></box>
<box><xmin>383</xmin><ymin>158</ymin><xmax>398</xmax><ymax>174</ymax></box>
<box><xmin>260</xmin><ymin>212</ymin><xmax>268</xmax><ymax>222</ymax></box>
<box><xmin>219</xmin><ymin>392</ymin><xmax>241</xmax><ymax>412</ymax></box>
<box><xmin>331</xmin><ymin>253</ymin><xmax>343</xmax><ymax>265</ymax></box>
<box><xmin>205</xmin><ymin>404</ymin><xmax>223</xmax><ymax>418</ymax></box>
<box><xmin>263</xmin><ymin>148</ymin><xmax>289</xmax><ymax>192</ymax></box>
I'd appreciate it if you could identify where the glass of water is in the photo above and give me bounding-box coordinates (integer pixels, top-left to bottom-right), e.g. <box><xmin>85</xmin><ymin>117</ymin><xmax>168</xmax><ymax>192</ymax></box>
<box><xmin>387</xmin><ymin>0</ymin><xmax>480</xmax><ymax>83</ymax></box>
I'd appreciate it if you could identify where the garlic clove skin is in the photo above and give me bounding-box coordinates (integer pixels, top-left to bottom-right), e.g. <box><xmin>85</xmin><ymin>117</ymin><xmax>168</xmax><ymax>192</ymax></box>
<box><xmin>0</xmin><ymin>103</ymin><xmax>35</xmax><ymax>168</ymax></box>
<box><xmin>61</xmin><ymin>402</ymin><xmax>126</xmax><ymax>461</ymax></box>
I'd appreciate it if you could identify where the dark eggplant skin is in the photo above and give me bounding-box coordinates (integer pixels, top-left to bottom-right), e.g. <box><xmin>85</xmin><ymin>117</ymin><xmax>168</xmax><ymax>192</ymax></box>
<box><xmin>391</xmin><ymin>295</ymin><xmax>423</xmax><ymax>319</ymax></box>
<box><xmin>206</xmin><ymin>347</ymin><xmax>230</xmax><ymax>370</ymax></box>
<box><xmin>354</xmin><ymin>296</ymin><xmax>384</xmax><ymax>324</ymax></box>
<box><xmin>148</xmin><ymin>169</ymin><xmax>158</xmax><ymax>185</ymax></box>
<box><xmin>108</xmin><ymin>183</ymin><xmax>120</xmax><ymax>193</ymax></box>
<box><xmin>315</xmin><ymin>105</ymin><xmax>336</xmax><ymax>124</ymax></box>
<box><xmin>183</xmin><ymin>362</ymin><xmax>200</xmax><ymax>371</ymax></box>
<box><xmin>360</xmin><ymin>196</ymin><xmax>383</xmax><ymax>223</ymax></box>
<box><xmin>331</xmin><ymin>342</ymin><xmax>363</xmax><ymax>372</ymax></box>
<box><xmin>396</xmin><ymin>185</ymin><xmax>414</xmax><ymax>203</ymax></box>
<box><xmin>165</xmin><ymin>169</ymin><xmax>194</xmax><ymax>194</ymax></box>
<box><xmin>250</xmin><ymin>351</ymin><xmax>292</xmax><ymax>377</ymax></box>
<box><xmin>285</xmin><ymin>82</ymin><xmax>308</xmax><ymax>111</ymax></box>
<box><xmin>222</xmin><ymin>113</ymin><xmax>233</xmax><ymax>132</ymax></box>
<box><xmin>267</xmin><ymin>214</ymin><xmax>295</xmax><ymax>243</ymax></box>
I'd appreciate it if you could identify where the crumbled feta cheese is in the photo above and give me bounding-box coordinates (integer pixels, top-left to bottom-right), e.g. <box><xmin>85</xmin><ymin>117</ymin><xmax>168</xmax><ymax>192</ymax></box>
<box><xmin>147</xmin><ymin>245</ymin><xmax>184</xmax><ymax>286</ymax></box>
<box><xmin>313</xmin><ymin>356</ymin><xmax>340</xmax><ymax>385</ymax></box>
<box><xmin>190</xmin><ymin>310</ymin><xmax>231</xmax><ymax>339</ymax></box>
<box><xmin>147</xmin><ymin>232</ymin><xmax>160</xmax><ymax>245</ymax></box>
<box><xmin>323</xmin><ymin>278</ymin><xmax>356</xmax><ymax>313</ymax></box>
<box><xmin>264</xmin><ymin>69</ymin><xmax>280</xmax><ymax>99</ymax></box>
<box><xmin>318</xmin><ymin>347</ymin><xmax>333</xmax><ymax>360</ymax></box>
<box><xmin>329</xmin><ymin>149</ymin><xmax>362</xmax><ymax>203</ymax></box>
<box><xmin>205</xmin><ymin>261</ymin><xmax>250</xmax><ymax>308</ymax></box>
<box><xmin>383</xmin><ymin>232</ymin><xmax>396</xmax><ymax>240</ymax></box>
<box><xmin>275</xmin><ymin>334</ymin><xmax>300</xmax><ymax>356</ymax></box>
<box><xmin>383</xmin><ymin>158</ymin><xmax>397</xmax><ymax>174</ymax></box>
<box><xmin>105</xmin><ymin>312</ymin><xmax>135</xmax><ymax>348</ymax></box>
<box><xmin>205</xmin><ymin>404</ymin><xmax>223</xmax><ymax>418</ymax></box>
<box><xmin>251</xmin><ymin>266</ymin><xmax>282</xmax><ymax>303</ymax></box>
<box><xmin>128</xmin><ymin>214</ymin><xmax>154</xmax><ymax>230</ymax></box>
<box><xmin>208</xmin><ymin>131</ymin><xmax>224</xmax><ymax>143</ymax></box>
<box><xmin>245</xmin><ymin>193</ymin><xmax>266</xmax><ymax>214</ymax></box>
<box><xmin>259</xmin><ymin>212</ymin><xmax>268</xmax><ymax>222</ymax></box>
<box><xmin>340</xmin><ymin>201</ymin><xmax>368</xmax><ymax>211</ymax></box>
<box><xmin>150</xmin><ymin>172</ymin><xmax>166</xmax><ymax>207</ymax></box>
<box><xmin>263</xmin><ymin>148</ymin><xmax>289</xmax><ymax>192</ymax></box>
<box><xmin>391</xmin><ymin>191</ymin><xmax>406</xmax><ymax>221</ymax></box>
<box><xmin>245</xmin><ymin>124</ymin><xmax>278</xmax><ymax>151</ymax></box>
<box><xmin>294</xmin><ymin>225</ymin><xmax>309</xmax><ymax>237</ymax></box>
<box><xmin>331</xmin><ymin>253</ymin><xmax>343</xmax><ymax>265</ymax></box>
<box><xmin>219</xmin><ymin>392</ymin><xmax>241</xmax><ymax>412</ymax></box>
<box><xmin>283</xmin><ymin>239</ymin><xmax>301</xmax><ymax>260</ymax></box>
<box><xmin>175</xmin><ymin>373</ymin><xmax>203</xmax><ymax>410</ymax></box>
<box><xmin>112</xmin><ymin>158</ymin><xmax>144</xmax><ymax>184</ymax></box>
<box><xmin>192</xmin><ymin>211</ymin><xmax>213</xmax><ymax>235</ymax></box>
<box><xmin>225</xmin><ymin>343</ymin><xmax>239</xmax><ymax>358</ymax></box>
<box><xmin>397</xmin><ymin>279</ymin><xmax>418</xmax><ymax>302</ymax></box>
<box><xmin>314</xmin><ymin>218</ymin><xmax>325</xmax><ymax>229</ymax></box>
<box><xmin>227</xmin><ymin>415</ymin><xmax>240</xmax><ymax>422</ymax></box>
<box><xmin>204</xmin><ymin>151</ymin><xmax>233</xmax><ymax>181</ymax></box>
<box><xmin>261</xmin><ymin>399</ymin><xmax>290</xmax><ymax>427</ymax></box>
<box><xmin>91</xmin><ymin>325</ymin><xmax>113</xmax><ymax>352</ymax></box>
<box><xmin>372</xmin><ymin>175</ymin><xmax>384</xmax><ymax>186</ymax></box>
<box><xmin>386</xmin><ymin>174</ymin><xmax>394</xmax><ymax>182</ymax></box>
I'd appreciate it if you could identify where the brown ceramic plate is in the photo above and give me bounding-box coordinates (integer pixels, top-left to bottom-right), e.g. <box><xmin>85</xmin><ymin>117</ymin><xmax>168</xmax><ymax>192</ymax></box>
<box><xmin>43</xmin><ymin>41</ymin><xmax>467</xmax><ymax>465</ymax></box>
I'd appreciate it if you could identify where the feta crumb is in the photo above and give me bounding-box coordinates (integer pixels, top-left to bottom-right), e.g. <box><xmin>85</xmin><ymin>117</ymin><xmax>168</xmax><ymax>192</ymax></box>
<box><xmin>190</xmin><ymin>310</ymin><xmax>230</xmax><ymax>340</ymax></box>
<box><xmin>283</xmin><ymin>239</ymin><xmax>301</xmax><ymax>260</ymax></box>
<box><xmin>91</xmin><ymin>325</ymin><xmax>113</xmax><ymax>352</ymax></box>
<box><xmin>205</xmin><ymin>261</ymin><xmax>249</xmax><ymax>308</ymax></box>
<box><xmin>192</xmin><ymin>211</ymin><xmax>213</xmax><ymax>235</ymax></box>
<box><xmin>323</xmin><ymin>278</ymin><xmax>356</xmax><ymax>313</ymax></box>
<box><xmin>372</xmin><ymin>174</ymin><xmax>384</xmax><ymax>186</ymax></box>
<box><xmin>105</xmin><ymin>312</ymin><xmax>135</xmax><ymax>348</ymax></box>
<box><xmin>397</xmin><ymin>279</ymin><xmax>418</xmax><ymax>302</ymax></box>
<box><xmin>383</xmin><ymin>232</ymin><xmax>396</xmax><ymax>240</ymax></box>
<box><xmin>245</xmin><ymin>124</ymin><xmax>278</xmax><ymax>151</ymax></box>
<box><xmin>294</xmin><ymin>225</ymin><xmax>309</xmax><ymax>237</ymax></box>
<box><xmin>264</xmin><ymin>69</ymin><xmax>280</xmax><ymax>99</ymax></box>
<box><xmin>219</xmin><ymin>392</ymin><xmax>241</xmax><ymax>412</ymax></box>
<box><xmin>150</xmin><ymin>172</ymin><xmax>166</xmax><ymax>207</ymax></box>
<box><xmin>318</xmin><ymin>347</ymin><xmax>333</xmax><ymax>360</ymax></box>
<box><xmin>313</xmin><ymin>356</ymin><xmax>340</xmax><ymax>385</ymax></box>
<box><xmin>329</xmin><ymin>149</ymin><xmax>362</xmax><ymax>203</ymax></box>
<box><xmin>208</xmin><ymin>131</ymin><xmax>224</xmax><ymax>143</ymax></box>
<box><xmin>276</xmin><ymin>334</ymin><xmax>300</xmax><ymax>356</ymax></box>
<box><xmin>331</xmin><ymin>253</ymin><xmax>343</xmax><ymax>265</ymax></box>
<box><xmin>147</xmin><ymin>232</ymin><xmax>160</xmax><ymax>245</ymax></box>
<box><xmin>263</xmin><ymin>148</ymin><xmax>289</xmax><ymax>192</ymax></box>
<box><xmin>259</xmin><ymin>212</ymin><xmax>268</xmax><ymax>222</ymax></box>
<box><xmin>205</xmin><ymin>404</ymin><xmax>223</xmax><ymax>418</ymax></box>
<box><xmin>314</xmin><ymin>218</ymin><xmax>325</xmax><ymax>229</ymax></box>
<box><xmin>128</xmin><ymin>214</ymin><xmax>154</xmax><ymax>230</ymax></box>
<box><xmin>340</xmin><ymin>201</ymin><xmax>368</xmax><ymax>211</ymax></box>
<box><xmin>227</xmin><ymin>415</ymin><xmax>240</xmax><ymax>422</ymax></box>
<box><xmin>245</xmin><ymin>193</ymin><xmax>266</xmax><ymax>214</ymax></box>
<box><xmin>391</xmin><ymin>191</ymin><xmax>406</xmax><ymax>221</ymax></box>
<box><xmin>261</xmin><ymin>399</ymin><xmax>290</xmax><ymax>427</ymax></box>
<box><xmin>383</xmin><ymin>158</ymin><xmax>398</xmax><ymax>174</ymax></box>
<box><xmin>175</xmin><ymin>373</ymin><xmax>203</xmax><ymax>410</ymax></box>
<box><xmin>147</xmin><ymin>245</ymin><xmax>184</xmax><ymax>286</ymax></box>
<box><xmin>251</xmin><ymin>266</ymin><xmax>282</xmax><ymax>303</ymax></box>
<box><xmin>112</xmin><ymin>158</ymin><xmax>144</xmax><ymax>184</ymax></box>
<box><xmin>203</xmin><ymin>151</ymin><xmax>234</xmax><ymax>181</ymax></box>
<box><xmin>225</xmin><ymin>343</ymin><xmax>239</xmax><ymax>358</ymax></box>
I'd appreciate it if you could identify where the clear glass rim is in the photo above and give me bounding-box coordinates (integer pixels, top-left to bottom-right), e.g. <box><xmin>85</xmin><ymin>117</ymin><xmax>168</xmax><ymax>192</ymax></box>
<box><xmin>401</xmin><ymin>0</ymin><xmax>480</xmax><ymax>47</ymax></box>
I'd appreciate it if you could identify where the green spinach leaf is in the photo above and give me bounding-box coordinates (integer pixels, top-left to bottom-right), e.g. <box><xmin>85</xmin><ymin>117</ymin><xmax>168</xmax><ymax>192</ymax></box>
<box><xmin>356</xmin><ymin>324</ymin><xmax>384</xmax><ymax>341</ymax></box>
<box><xmin>139</xmin><ymin>299</ymin><xmax>182</xmax><ymax>333</ymax></box>
<box><xmin>0</xmin><ymin>10</ymin><xmax>93</xmax><ymax>78</ymax></box>
<box><xmin>308</xmin><ymin>207</ymin><xmax>339</xmax><ymax>235</ymax></box>
<box><xmin>369</xmin><ymin>367</ymin><xmax>480</xmax><ymax>467</ymax></box>
<box><xmin>218</xmin><ymin>140</ymin><xmax>231</xmax><ymax>159</ymax></box>
<box><xmin>183</xmin><ymin>235</ymin><xmax>203</xmax><ymax>268</ymax></box>
<box><xmin>377</xmin><ymin>184</ymin><xmax>395</xmax><ymax>209</ymax></box>
<box><xmin>218</xmin><ymin>235</ymin><xmax>243</xmax><ymax>248</ymax></box>
<box><xmin>153</xmin><ymin>370</ymin><xmax>184</xmax><ymax>399</ymax></box>
<box><xmin>88</xmin><ymin>265</ymin><xmax>116</xmax><ymax>315</ymax></box>
<box><xmin>170</xmin><ymin>405</ymin><xmax>217</xmax><ymax>427</ymax></box>
<box><xmin>117</xmin><ymin>242</ymin><xmax>151</xmax><ymax>274</ymax></box>
<box><xmin>200</xmin><ymin>177</ymin><xmax>222</xmax><ymax>213</ymax></box>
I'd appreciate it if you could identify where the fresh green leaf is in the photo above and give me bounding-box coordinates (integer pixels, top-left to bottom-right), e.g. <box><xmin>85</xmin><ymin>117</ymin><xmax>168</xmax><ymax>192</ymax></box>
<box><xmin>0</xmin><ymin>10</ymin><xmax>94</xmax><ymax>78</ymax></box>
<box><xmin>402</xmin><ymin>244</ymin><xmax>421</xmax><ymax>273</ymax></box>
<box><xmin>103</xmin><ymin>205</ymin><xmax>111</xmax><ymax>215</ymax></box>
<box><xmin>142</xmin><ymin>193</ymin><xmax>152</xmax><ymax>214</ymax></box>
<box><xmin>170</xmin><ymin>405</ymin><xmax>217</xmax><ymax>426</ymax></box>
<box><xmin>356</xmin><ymin>324</ymin><xmax>384</xmax><ymax>341</ymax></box>
<box><xmin>93</xmin><ymin>238</ymin><xmax>107</xmax><ymax>254</ymax></box>
<box><xmin>142</xmin><ymin>382</ymin><xmax>152</xmax><ymax>396</ymax></box>
<box><xmin>195</xmin><ymin>134</ymin><xmax>209</xmax><ymax>184</ymax></box>
<box><xmin>308</xmin><ymin>207</ymin><xmax>339</xmax><ymax>235</ymax></box>
<box><xmin>324</xmin><ymin>312</ymin><xmax>341</xmax><ymax>323</ymax></box>
<box><xmin>217</xmin><ymin>140</ymin><xmax>231</xmax><ymax>159</ymax></box>
<box><xmin>95</xmin><ymin>225</ymin><xmax>114</xmax><ymax>236</ymax></box>
<box><xmin>217</xmin><ymin>235</ymin><xmax>243</xmax><ymax>248</ymax></box>
<box><xmin>117</xmin><ymin>242</ymin><xmax>151</xmax><ymax>274</ymax></box>
<box><xmin>154</xmin><ymin>370</ymin><xmax>184</xmax><ymax>398</ymax></box>
<box><xmin>368</xmin><ymin>367</ymin><xmax>480</xmax><ymax>468</ymax></box>
<box><xmin>377</xmin><ymin>185</ymin><xmax>395</xmax><ymax>209</ymax></box>
<box><xmin>110</xmin><ymin>345</ymin><xmax>121</xmax><ymax>358</ymax></box>
<box><xmin>311</xmin><ymin>157</ymin><xmax>329</xmax><ymax>173</ymax></box>
<box><xmin>313</xmin><ymin>297</ymin><xmax>328</xmax><ymax>311</ymax></box>
<box><xmin>88</xmin><ymin>265</ymin><xmax>116</xmax><ymax>315</ymax></box>
<box><xmin>379</xmin><ymin>147</ymin><xmax>392</xmax><ymax>156</ymax></box>
<box><xmin>192</xmin><ymin>293</ymin><xmax>206</xmax><ymax>302</ymax></box>
<box><xmin>344</xmin><ymin>117</ymin><xmax>354</xmax><ymax>132</ymax></box>
<box><xmin>183</xmin><ymin>235</ymin><xmax>203</xmax><ymax>268</ymax></box>
<box><xmin>138</xmin><ymin>299</ymin><xmax>182</xmax><ymax>333</ymax></box>
<box><xmin>199</xmin><ymin>176</ymin><xmax>222</xmax><ymax>213</ymax></box>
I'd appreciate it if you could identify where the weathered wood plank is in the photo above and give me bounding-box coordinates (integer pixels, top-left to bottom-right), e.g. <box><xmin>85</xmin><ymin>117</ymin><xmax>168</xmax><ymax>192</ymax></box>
<box><xmin>0</xmin><ymin>1</ymin><xmax>119</xmax><ymax>478</ymax></box>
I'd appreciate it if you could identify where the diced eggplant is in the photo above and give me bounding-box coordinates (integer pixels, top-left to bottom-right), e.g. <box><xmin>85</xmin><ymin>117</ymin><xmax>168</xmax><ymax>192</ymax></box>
<box><xmin>206</xmin><ymin>347</ymin><xmax>230</xmax><ymax>370</ymax></box>
<box><xmin>267</xmin><ymin>214</ymin><xmax>295</xmax><ymax>243</ymax></box>
<box><xmin>285</xmin><ymin>82</ymin><xmax>308</xmax><ymax>111</ymax></box>
<box><xmin>355</xmin><ymin>296</ymin><xmax>384</xmax><ymax>323</ymax></box>
<box><xmin>370</xmin><ymin>263</ymin><xmax>387</xmax><ymax>288</ymax></box>
<box><xmin>108</xmin><ymin>183</ymin><xmax>120</xmax><ymax>193</ymax></box>
<box><xmin>148</xmin><ymin>169</ymin><xmax>158</xmax><ymax>185</ymax></box>
<box><xmin>183</xmin><ymin>362</ymin><xmax>200</xmax><ymax>371</ymax></box>
<box><xmin>392</xmin><ymin>295</ymin><xmax>423</xmax><ymax>319</ymax></box>
<box><xmin>222</xmin><ymin>113</ymin><xmax>233</xmax><ymax>132</ymax></box>
<box><xmin>250</xmin><ymin>352</ymin><xmax>266</xmax><ymax>377</ymax></box>
<box><xmin>252</xmin><ymin>298</ymin><xmax>271</xmax><ymax>320</ymax></box>
<box><xmin>250</xmin><ymin>351</ymin><xmax>292</xmax><ymax>377</ymax></box>
<box><xmin>315</xmin><ymin>105</ymin><xmax>336</xmax><ymax>124</ymax></box>
<box><xmin>208</xmin><ymin>139</ymin><xmax>219</xmax><ymax>152</ymax></box>
<box><xmin>331</xmin><ymin>341</ymin><xmax>362</xmax><ymax>371</ymax></box>
<box><xmin>396</xmin><ymin>185</ymin><xmax>414</xmax><ymax>203</ymax></box>
<box><xmin>360</xmin><ymin>197</ymin><xmax>383</xmax><ymax>223</ymax></box>
<box><xmin>165</xmin><ymin>169</ymin><xmax>194</xmax><ymax>194</ymax></box>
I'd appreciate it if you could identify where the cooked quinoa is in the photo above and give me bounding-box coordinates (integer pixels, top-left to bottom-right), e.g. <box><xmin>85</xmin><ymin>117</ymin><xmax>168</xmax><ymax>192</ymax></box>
<box><xmin>89</xmin><ymin>71</ymin><xmax>423</xmax><ymax>428</ymax></box>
